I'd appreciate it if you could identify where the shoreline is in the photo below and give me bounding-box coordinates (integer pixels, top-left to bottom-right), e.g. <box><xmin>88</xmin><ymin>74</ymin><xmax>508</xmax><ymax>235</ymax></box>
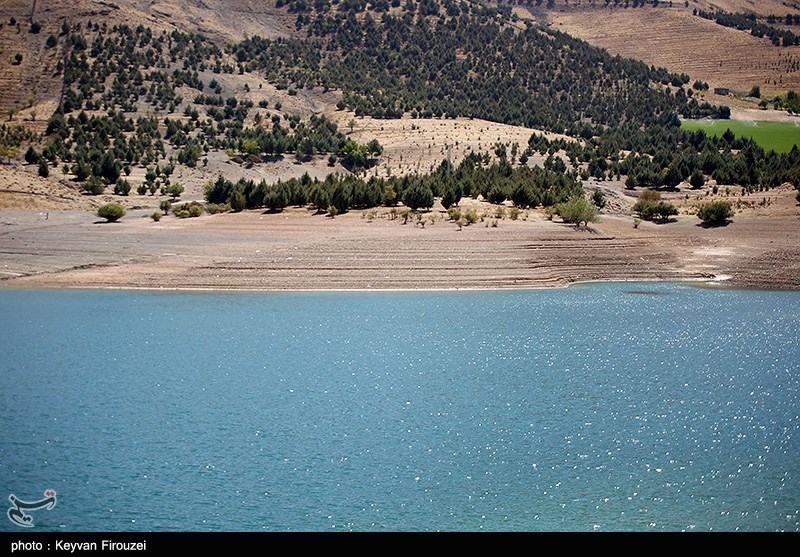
<box><xmin>8</xmin><ymin>275</ymin><xmax>799</xmax><ymax>296</ymax></box>
<box><xmin>1</xmin><ymin>184</ymin><xmax>798</xmax><ymax>293</ymax></box>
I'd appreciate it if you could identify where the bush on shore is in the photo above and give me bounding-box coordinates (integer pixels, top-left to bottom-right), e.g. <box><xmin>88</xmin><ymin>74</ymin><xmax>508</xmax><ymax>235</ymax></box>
<box><xmin>697</xmin><ymin>200</ymin><xmax>734</xmax><ymax>225</ymax></box>
<box><xmin>97</xmin><ymin>203</ymin><xmax>126</xmax><ymax>222</ymax></box>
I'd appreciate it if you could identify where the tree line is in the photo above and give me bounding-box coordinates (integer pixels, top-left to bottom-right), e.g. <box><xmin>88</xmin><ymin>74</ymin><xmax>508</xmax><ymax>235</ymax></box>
<box><xmin>203</xmin><ymin>151</ymin><xmax>583</xmax><ymax>214</ymax></box>
<box><xmin>694</xmin><ymin>9</ymin><xmax>800</xmax><ymax>47</ymax></box>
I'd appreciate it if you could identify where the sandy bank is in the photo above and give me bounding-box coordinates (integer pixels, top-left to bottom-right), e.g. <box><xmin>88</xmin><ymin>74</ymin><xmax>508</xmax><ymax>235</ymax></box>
<box><xmin>1</xmin><ymin>200</ymin><xmax>797</xmax><ymax>292</ymax></box>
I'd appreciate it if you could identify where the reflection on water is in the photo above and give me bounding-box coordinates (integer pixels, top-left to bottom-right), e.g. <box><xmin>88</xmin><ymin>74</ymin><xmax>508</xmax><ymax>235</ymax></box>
<box><xmin>0</xmin><ymin>283</ymin><xmax>798</xmax><ymax>531</ymax></box>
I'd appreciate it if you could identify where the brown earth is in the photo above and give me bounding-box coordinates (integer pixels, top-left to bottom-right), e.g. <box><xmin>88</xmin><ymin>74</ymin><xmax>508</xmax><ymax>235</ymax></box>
<box><xmin>523</xmin><ymin>2</ymin><xmax>800</xmax><ymax>98</ymax></box>
<box><xmin>0</xmin><ymin>164</ymin><xmax>106</xmax><ymax>210</ymax></box>
<box><xmin>0</xmin><ymin>0</ymin><xmax>295</xmax><ymax>119</ymax></box>
<box><xmin>1</xmin><ymin>0</ymin><xmax>294</xmax><ymax>43</ymax></box>
<box><xmin>1</xmin><ymin>179</ymin><xmax>797</xmax><ymax>291</ymax></box>
<box><xmin>334</xmin><ymin>114</ymin><xmax>572</xmax><ymax>179</ymax></box>
<box><xmin>0</xmin><ymin>5</ymin><xmax>63</xmax><ymax>131</ymax></box>
<box><xmin>694</xmin><ymin>1</ymin><xmax>800</xmax><ymax>16</ymax></box>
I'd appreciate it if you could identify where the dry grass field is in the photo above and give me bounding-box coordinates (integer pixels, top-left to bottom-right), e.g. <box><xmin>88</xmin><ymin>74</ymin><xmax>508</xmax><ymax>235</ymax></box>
<box><xmin>695</xmin><ymin>1</ymin><xmax>800</xmax><ymax>16</ymax></box>
<box><xmin>332</xmin><ymin>114</ymin><xmax>572</xmax><ymax>179</ymax></box>
<box><xmin>1</xmin><ymin>0</ymin><xmax>294</xmax><ymax>42</ymax></box>
<box><xmin>523</xmin><ymin>2</ymin><xmax>800</xmax><ymax>98</ymax></box>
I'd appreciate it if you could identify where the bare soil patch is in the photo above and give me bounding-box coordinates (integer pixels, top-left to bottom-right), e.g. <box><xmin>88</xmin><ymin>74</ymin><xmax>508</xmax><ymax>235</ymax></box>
<box><xmin>0</xmin><ymin>164</ymin><xmax>104</xmax><ymax>210</ymax></box>
<box><xmin>529</xmin><ymin>4</ymin><xmax>800</xmax><ymax>98</ymax></box>
<box><xmin>332</xmin><ymin>113</ymin><xmax>570</xmax><ymax>179</ymax></box>
<box><xmin>1</xmin><ymin>188</ymin><xmax>797</xmax><ymax>291</ymax></box>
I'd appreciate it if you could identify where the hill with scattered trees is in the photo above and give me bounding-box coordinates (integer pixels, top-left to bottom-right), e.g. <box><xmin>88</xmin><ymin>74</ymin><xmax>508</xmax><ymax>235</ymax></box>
<box><xmin>1</xmin><ymin>0</ymin><xmax>799</xmax><ymax>216</ymax></box>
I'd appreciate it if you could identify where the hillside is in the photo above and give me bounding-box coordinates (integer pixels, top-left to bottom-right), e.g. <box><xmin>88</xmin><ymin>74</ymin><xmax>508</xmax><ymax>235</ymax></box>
<box><xmin>3</xmin><ymin>0</ymin><xmax>295</xmax><ymax>41</ymax></box>
<box><xmin>518</xmin><ymin>0</ymin><xmax>800</xmax><ymax>99</ymax></box>
<box><xmin>0</xmin><ymin>0</ymin><xmax>296</xmax><ymax>123</ymax></box>
<box><xmin>0</xmin><ymin>0</ymin><xmax>798</xmax><ymax>292</ymax></box>
<box><xmin>0</xmin><ymin>0</ymin><xmax>798</xmax><ymax>217</ymax></box>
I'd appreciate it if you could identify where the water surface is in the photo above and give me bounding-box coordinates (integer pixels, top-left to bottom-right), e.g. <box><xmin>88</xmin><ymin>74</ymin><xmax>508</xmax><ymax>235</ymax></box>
<box><xmin>1</xmin><ymin>283</ymin><xmax>798</xmax><ymax>531</ymax></box>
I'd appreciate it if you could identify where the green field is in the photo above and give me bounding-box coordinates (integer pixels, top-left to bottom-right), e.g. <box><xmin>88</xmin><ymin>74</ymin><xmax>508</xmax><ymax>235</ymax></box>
<box><xmin>681</xmin><ymin>119</ymin><xmax>800</xmax><ymax>153</ymax></box>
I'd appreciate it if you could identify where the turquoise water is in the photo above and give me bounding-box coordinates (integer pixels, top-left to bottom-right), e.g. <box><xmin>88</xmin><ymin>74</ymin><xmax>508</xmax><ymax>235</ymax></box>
<box><xmin>0</xmin><ymin>283</ymin><xmax>798</xmax><ymax>532</ymax></box>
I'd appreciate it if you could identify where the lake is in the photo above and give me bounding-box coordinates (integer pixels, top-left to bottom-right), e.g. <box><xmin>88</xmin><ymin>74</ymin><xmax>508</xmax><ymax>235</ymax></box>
<box><xmin>1</xmin><ymin>283</ymin><xmax>798</xmax><ymax>532</ymax></box>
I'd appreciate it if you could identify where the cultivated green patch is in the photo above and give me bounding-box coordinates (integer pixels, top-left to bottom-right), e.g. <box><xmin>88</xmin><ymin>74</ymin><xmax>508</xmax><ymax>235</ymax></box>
<box><xmin>681</xmin><ymin>119</ymin><xmax>800</xmax><ymax>153</ymax></box>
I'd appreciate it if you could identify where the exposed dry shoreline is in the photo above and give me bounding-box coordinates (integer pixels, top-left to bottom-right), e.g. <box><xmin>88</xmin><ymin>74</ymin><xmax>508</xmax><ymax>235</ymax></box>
<box><xmin>1</xmin><ymin>200</ymin><xmax>798</xmax><ymax>293</ymax></box>
<box><xmin>2</xmin><ymin>161</ymin><xmax>798</xmax><ymax>293</ymax></box>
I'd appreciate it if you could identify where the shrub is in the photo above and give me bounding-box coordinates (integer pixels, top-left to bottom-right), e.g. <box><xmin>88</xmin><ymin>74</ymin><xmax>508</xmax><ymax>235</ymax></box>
<box><xmin>652</xmin><ymin>202</ymin><xmax>679</xmax><ymax>220</ymax></box>
<box><xmin>486</xmin><ymin>185</ymin><xmax>507</xmax><ymax>205</ymax></box>
<box><xmin>24</xmin><ymin>145</ymin><xmax>39</xmax><ymax>164</ymax></box>
<box><xmin>636</xmin><ymin>189</ymin><xmax>661</xmax><ymax>204</ymax></box>
<box><xmin>204</xmin><ymin>176</ymin><xmax>232</xmax><ymax>204</ymax></box>
<box><xmin>554</xmin><ymin>197</ymin><xmax>599</xmax><ymax>227</ymax></box>
<box><xmin>265</xmin><ymin>185</ymin><xmax>289</xmax><ymax>212</ymax></box>
<box><xmin>632</xmin><ymin>189</ymin><xmax>676</xmax><ymax>221</ymax></box>
<box><xmin>508</xmin><ymin>207</ymin><xmax>521</xmax><ymax>220</ymax></box>
<box><xmin>97</xmin><ymin>203</ymin><xmax>126</xmax><ymax>222</ymax></box>
<box><xmin>331</xmin><ymin>181</ymin><xmax>352</xmax><ymax>214</ymax></box>
<box><xmin>114</xmin><ymin>179</ymin><xmax>131</xmax><ymax>196</ymax></box>
<box><xmin>73</xmin><ymin>161</ymin><xmax>91</xmax><ymax>181</ymax></box>
<box><xmin>697</xmin><ymin>201</ymin><xmax>734</xmax><ymax>225</ymax></box>
<box><xmin>447</xmin><ymin>207</ymin><xmax>462</xmax><ymax>221</ymax></box>
<box><xmin>402</xmin><ymin>182</ymin><xmax>434</xmax><ymax>211</ymax></box>
<box><xmin>162</xmin><ymin>183</ymin><xmax>184</xmax><ymax>200</ymax></box>
<box><xmin>82</xmin><ymin>176</ymin><xmax>105</xmax><ymax>195</ymax></box>
<box><xmin>310</xmin><ymin>185</ymin><xmax>331</xmax><ymax>212</ymax></box>
<box><xmin>230</xmin><ymin>190</ymin><xmax>246</xmax><ymax>212</ymax></box>
<box><xmin>689</xmin><ymin>170</ymin><xmax>705</xmax><ymax>189</ymax></box>
<box><xmin>187</xmin><ymin>203</ymin><xmax>204</xmax><ymax>217</ymax></box>
<box><xmin>464</xmin><ymin>209</ymin><xmax>479</xmax><ymax>225</ymax></box>
<box><xmin>383</xmin><ymin>184</ymin><xmax>397</xmax><ymax>206</ymax></box>
<box><xmin>205</xmin><ymin>203</ymin><xmax>231</xmax><ymax>214</ymax></box>
<box><xmin>151</xmin><ymin>211</ymin><xmax>161</xmax><ymax>222</ymax></box>
<box><xmin>591</xmin><ymin>190</ymin><xmax>606</xmax><ymax>209</ymax></box>
<box><xmin>38</xmin><ymin>159</ymin><xmax>49</xmax><ymax>178</ymax></box>
<box><xmin>160</xmin><ymin>200</ymin><xmax>172</xmax><ymax>215</ymax></box>
<box><xmin>440</xmin><ymin>186</ymin><xmax>458</xmax><ymax>209</ymax></box>
<box><xmin>635</xmin><ymin>200</ymin><xmax>678</xmax><ymax>221</ymax></box>
<box><xmin>172</xmin><ymin>202</ymin><xmax>205</xmax><ymax>218</ymax></box>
